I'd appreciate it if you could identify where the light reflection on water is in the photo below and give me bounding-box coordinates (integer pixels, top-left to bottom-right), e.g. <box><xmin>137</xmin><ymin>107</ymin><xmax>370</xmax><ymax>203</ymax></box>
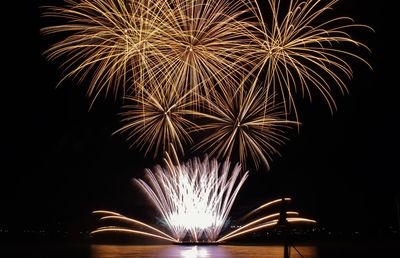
<box><xmin>91</xmin><ymin>244</ymin><xmax>318</xmax><ymax>258</ymax></box>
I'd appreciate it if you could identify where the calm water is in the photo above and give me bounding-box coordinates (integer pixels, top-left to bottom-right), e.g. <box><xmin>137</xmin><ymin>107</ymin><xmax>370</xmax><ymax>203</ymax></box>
<box><xmin>2</xmin><ymin>242</ymin><xmax>399</xmax><ymax>258</ymax></box>
<box><xmin>91</xmin><ymin>244</ymin><xmax>316</xmax><ymax>258</ymax></box>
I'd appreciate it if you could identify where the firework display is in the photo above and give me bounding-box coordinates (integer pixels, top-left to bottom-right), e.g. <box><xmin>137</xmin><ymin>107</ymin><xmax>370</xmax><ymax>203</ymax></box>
<box><xmin>43</xmin><ymin>0</ymin><xmax>370</xmax><ymax>167</ymax></box>
<box><xmin>42</xmin><ymin>0</ymin><xmax>370</xmax><ymax>244</ymax></box>
<box><xmin>42</xmin><ymin>0</ymin><xmax>254</xmax><ymax>101</ymax></box>
<box><xmin>91</xmin><ymin>154</ymin><xmax>315</xmax><ymax>243</ymax></box>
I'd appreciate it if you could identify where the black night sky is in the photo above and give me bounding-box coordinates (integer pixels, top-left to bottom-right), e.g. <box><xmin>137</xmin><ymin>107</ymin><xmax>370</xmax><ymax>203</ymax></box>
<box><xmin>1</xmin><ymin>0</ymin><xmax>399</xmax><ymax>242</ymax></box>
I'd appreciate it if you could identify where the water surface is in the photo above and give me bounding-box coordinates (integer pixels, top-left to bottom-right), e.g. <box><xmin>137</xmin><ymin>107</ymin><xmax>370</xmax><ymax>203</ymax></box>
<box><xmin>2</xmin><ymin>241</ymin><xmax>399</xmax><ymax>258</ymax></box>
<box><xmin>91</xmin><ymin>244</ymin><xmax>316</xmax><ymax>258</ymax></box>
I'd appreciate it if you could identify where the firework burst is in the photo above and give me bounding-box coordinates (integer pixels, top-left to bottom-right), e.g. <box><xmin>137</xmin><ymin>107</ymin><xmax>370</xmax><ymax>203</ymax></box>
<box><xmin>41</xmin><ymin>0</ymin><xmax>257</xmax><ymax>104</ymax></box>
<box><xmin>91</xmin><ymin>153</ymin><xmax>316</xmax><ymax>243</ymax></box>
<box><xmin>244</xmin><ymin>0</ymin><xmax>372</xmax><ymax>115</ymax></box>
<box><xmin>194</xmin><ymin>82</ymin><xmax>299</xmax><ymax>170</ymax></box>
<box><xmin>135</xmin><ymin>152</ymin><xmax>248</xmax><ymax>242</ymax></box>
<box><xmin>42</xmin><ymin>0</ymin><xmax>372</xmax><ymax>167</ymax></box>
<box><xmin>42</xmin><ymin>0</ymin><xmax>167</xmax><ymax>100</ymax></box>
<box><xmin>153</xmin><ymin>0</ymin><xmax>257</xmax><ymax>102</ymax></box>
<box><xmin>114</xmin><ymin>83</ymin><xmax>198</xmax><ymax>157</ymax></box>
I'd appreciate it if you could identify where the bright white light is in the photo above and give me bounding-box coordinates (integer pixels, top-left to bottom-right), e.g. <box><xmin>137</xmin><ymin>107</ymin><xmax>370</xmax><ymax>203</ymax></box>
<box><xmin>135</xmin><ymin>154</ymin><xmax>248</xmax><ymax>242</ymax></box>
<box><xmin>169</xmin><ymin>211</ymin><xmax>222</xmax><ymax>230</ymax></box>
<box><xmin>181</xmin><ymin>246</ymin><xmax>208</xmax><ymax>258</ymax></box>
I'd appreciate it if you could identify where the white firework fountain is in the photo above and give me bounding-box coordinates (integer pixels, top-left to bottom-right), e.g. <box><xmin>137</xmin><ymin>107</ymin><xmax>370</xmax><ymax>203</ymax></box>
<box><xmin>91</xmin><ymin>150</ymin><xmax>315</xmax><ymax>244</ymax></box>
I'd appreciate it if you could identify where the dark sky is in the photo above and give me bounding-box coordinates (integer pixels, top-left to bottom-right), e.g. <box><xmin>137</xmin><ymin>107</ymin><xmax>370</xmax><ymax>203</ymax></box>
<box><xmin>1</xmin><ymin>0</ymin><xmax>398</xmax><ymax>237</ymax></box>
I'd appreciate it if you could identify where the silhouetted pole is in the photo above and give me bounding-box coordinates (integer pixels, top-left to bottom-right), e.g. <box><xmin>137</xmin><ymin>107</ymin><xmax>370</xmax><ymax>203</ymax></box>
<box><xmin>396</xmin><ymin>196</ymin><xmax>400</xmax><ymax>235</ymax></box>
<box><xmin>278</xmin><ymin>197</ymin><xmax>290</xmax><ymax>258</ymax></box>
<box><xmin>283</xmin><ymin>225</ymin><xmax>290</xmax><ymax>258</ymax></box>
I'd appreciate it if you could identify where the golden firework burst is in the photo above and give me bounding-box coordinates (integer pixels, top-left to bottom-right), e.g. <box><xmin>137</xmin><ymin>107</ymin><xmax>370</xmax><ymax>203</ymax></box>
<box><xmin>42</xmin><ymin>0</ymin><xmax>372</xmax><ymax>168</ymax></box>
<box><xmin>41</xmin><ymin>0</ymin><xmax>256</xmax><ymax>104</ymax></box>
<box><xmin>153</xmin><ymin>0</ymin><xmax>257</xmax><ymax>102</ymax></box>
<box><xmin>193</xmin><ymin>82</ymin><xmax>299</xmax><ymax>170</ymax></box>
<box><xmin>115</xmin><ymin>83</ymin><xmax>198</xmax><ymax>158</ymax></box>
<box><xmin>244</xmin><ymin>0</ymin><xmax>372</xmax><ymax>116</ymax></box>
<box><xmin>42</xmin><ymin>0</ymin><xmax>166</xmax><ymax>100</ymax></box>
